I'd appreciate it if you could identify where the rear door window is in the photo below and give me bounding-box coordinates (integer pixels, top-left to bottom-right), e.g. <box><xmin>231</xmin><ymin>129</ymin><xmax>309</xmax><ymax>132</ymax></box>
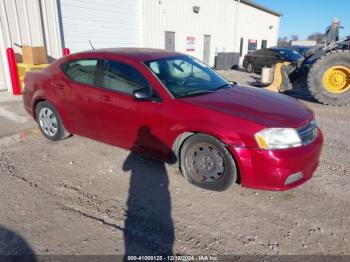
<box><xmin>63</xmin><ymin>59</ymin><xmax>98</xmax><ymax>85</ymax></box>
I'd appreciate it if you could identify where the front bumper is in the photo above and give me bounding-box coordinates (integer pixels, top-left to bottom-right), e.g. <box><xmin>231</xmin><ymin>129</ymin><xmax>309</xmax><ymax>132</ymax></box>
<box><xmin>229</xmin><ymin>129</ymin><xmax>324</xmax><ymax>191</ymax></box>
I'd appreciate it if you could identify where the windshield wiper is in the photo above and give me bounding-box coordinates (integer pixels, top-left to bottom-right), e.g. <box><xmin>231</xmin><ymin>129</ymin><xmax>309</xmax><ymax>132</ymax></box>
<box><xmin>179</xmin><ymin>90</ymin><xmax>217</xmax><ymax>98</ymax></box>
<box><xmin>213</xmin><ymin>82</ymin><xmax>235</xmax><ymax>91</ymax></box>
<box><xmin>180</xmin><ymin>83</ymin><xmax>235</xmax><ymax>98</ymax></box>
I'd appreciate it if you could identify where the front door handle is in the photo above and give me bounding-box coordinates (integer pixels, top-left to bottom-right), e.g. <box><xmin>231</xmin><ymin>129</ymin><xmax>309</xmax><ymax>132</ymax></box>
<box><xmin>98</xmin><ymin>95</ymin><xmax>111</xmax><ymax>101</ymax></box>
<box><xmin>53</xmin><ymin>83</ymin><xmax>65</xmax><ymax>90</ymax></box>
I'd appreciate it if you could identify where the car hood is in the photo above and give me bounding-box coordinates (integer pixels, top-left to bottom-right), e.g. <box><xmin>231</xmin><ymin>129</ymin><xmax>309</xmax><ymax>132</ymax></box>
<box><xmin>180</xmin><ymin>86</ymin><xmax>314</xmax><ymax>128</ymax></box>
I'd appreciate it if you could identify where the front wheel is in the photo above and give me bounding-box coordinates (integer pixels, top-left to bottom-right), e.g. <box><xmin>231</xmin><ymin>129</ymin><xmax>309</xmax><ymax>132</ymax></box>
<box><xmin>307</xmin><ymin>50</ymin><xmax>350</xmax><ymax>106</ymax></box>
<box><xmin>180</xmin><ymin>134</ymin><xmax>238</xmax><ymax>191</ymax></box>
<box><xmin>35</xmin><ymin>101</ymin><xmax>70</xmax><ymax>141</ymax></box>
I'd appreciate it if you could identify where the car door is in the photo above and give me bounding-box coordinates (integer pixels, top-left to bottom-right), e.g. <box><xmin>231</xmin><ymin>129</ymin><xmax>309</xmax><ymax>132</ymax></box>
<box><xmin>253</xmin><ymin>49</ymin><xmax>267</xmax><ymax>72</ymax></box>
<box><xmin>54</xmin><ymin>58</ymin><xmax>103</xmax><ymax>138</ymax></box>
<box><xmin>91</xmin><ymin>58</ymin><xmax>167</xmax><ymax>158</ymax></box>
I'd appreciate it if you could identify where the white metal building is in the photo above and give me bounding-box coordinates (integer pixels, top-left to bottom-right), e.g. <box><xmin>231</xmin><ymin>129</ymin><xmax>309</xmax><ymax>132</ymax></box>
<box><xmin>142</xmin><ymin>0</ymin><xmax>281</xmax><ymax>66</ymax></box>
<box><xmin>0</xmin><ymin>0</ymin><xmax>281</xmax><ymax>93</ymax></box>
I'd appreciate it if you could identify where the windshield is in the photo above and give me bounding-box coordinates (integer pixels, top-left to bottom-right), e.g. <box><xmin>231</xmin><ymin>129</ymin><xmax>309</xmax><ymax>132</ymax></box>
<box><xmin>144</xmin><ymin>56</ymin><xmax>230</xmax><ymax>98</ymax></box>
<box><xmin>278</xmin><ymin>49</ymin><xmax>303</xmax><ymax>60</ymax></box>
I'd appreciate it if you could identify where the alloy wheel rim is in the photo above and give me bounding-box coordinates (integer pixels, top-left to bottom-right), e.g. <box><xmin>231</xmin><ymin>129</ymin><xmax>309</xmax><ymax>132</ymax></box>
<box><xmin>39</xmin><ymin>107</ymin><xmax>58</xmax><ymax>137</ymax></box>
<box><xmin>322</xmin><ymin>65</ymin><xmax>350</xmax><ymax>94</ymax></box>
<box><xmin>185</xmin><ymin>143</ymin><xmax>225</xmax><ymax>183</ymax></box>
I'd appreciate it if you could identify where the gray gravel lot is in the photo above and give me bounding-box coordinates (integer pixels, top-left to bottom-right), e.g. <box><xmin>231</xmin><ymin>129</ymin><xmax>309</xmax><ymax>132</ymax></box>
<box><xmin>0</xmin><ymin>70</ymin><xmax>349</xmax><ymax>259</ymax></box>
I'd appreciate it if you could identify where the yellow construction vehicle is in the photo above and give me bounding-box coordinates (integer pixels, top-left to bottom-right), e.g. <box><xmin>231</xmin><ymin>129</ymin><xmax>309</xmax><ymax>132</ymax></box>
<box><xmin>264</xmin><ymin>35</ymin><xmax>350</xmax><ymax>106</ymax></box>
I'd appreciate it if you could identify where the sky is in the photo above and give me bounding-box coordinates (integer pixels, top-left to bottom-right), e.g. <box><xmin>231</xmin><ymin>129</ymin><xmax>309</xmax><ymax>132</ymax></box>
<box><xmin>253</xmin><ymin>0</ymin><xmax>350</xmax><ymax>40</ymax></box>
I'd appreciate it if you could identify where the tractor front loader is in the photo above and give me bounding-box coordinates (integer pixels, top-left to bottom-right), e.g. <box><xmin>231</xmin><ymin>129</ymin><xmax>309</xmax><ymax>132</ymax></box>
<box><xmin>265</xmin><ymin>35</ymin><xmax>350</xmax><ymax>106</ymax></box>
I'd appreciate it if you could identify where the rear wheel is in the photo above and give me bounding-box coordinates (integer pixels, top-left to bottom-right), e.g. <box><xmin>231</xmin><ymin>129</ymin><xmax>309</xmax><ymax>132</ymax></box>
<box><xmin>246</xmin><ymin>63</ymin><xmax>254</xmax><ymax>73</ymax></box>
<box><xmin>35</xmin><ymin>101</ymin><xmax>70</xmax><ymax>141</ymax></box>
<box><xmin>180</xmin><ymin>134</ymin><xmax>237</xmax><ymax>191</ymax></box>
<box><xmin>307</xmin><ymin>50</ymin><xmax>350</xmax><ymax>105</ymax></box>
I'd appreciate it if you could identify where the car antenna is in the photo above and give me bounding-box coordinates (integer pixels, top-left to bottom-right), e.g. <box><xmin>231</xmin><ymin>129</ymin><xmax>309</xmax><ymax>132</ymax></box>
<box><xmin>89</xmin><ymin>40</ymin><xmax>95</xmax><ymax>50</ymax></box>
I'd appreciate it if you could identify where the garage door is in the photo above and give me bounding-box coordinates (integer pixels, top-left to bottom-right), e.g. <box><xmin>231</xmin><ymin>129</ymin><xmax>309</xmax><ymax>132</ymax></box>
<box><xmin>60</xmin><ymin>0</ymin><xmax>140</xmax><ymax>52</ymax></box>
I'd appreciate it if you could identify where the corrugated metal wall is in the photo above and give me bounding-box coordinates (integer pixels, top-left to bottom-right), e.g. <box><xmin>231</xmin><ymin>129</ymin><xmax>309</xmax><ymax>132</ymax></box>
<box><xmin>0</xmin><ymin>0</ymin><xmax>62</xmax><ymax>92</ymax></box>
<box><xmin>237</xmin><ymin>2</ymin><xmax>280</xmax><ymax>64</ymax></box>
<box><xmin>60</xmin><ymin>0</ymin><xmax>140</xmax><ymax>52</ymax></box>
<box><xmin>142</xmin><ymin>0</ymin><xmax>235</xmax><ymax>67</ymax></box>
<box><xmin>142</xmin><ymin>0</ymin><xmax>280</xmax><ymax>67</ymax></box>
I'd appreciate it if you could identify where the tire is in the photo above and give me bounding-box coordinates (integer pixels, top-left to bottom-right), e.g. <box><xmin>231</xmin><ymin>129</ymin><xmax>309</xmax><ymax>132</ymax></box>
<box><xmin>307</xmin><ymin>50</ymin><xmax>350</xmax><ymax>106</ymax></box>
<box><xmin>246</xmin><ymin>63</ymin><xmax>254</xmax><ymax>73</ymax></box>
<box><xmin>179</xmin><ymin>134</ymin><xmax>238</xmax><ymax>191</ymax></box>
<box><xmin>35</xmin><ymin>101</ymin><xmax>70</xmax><ymax>141</ymax></box>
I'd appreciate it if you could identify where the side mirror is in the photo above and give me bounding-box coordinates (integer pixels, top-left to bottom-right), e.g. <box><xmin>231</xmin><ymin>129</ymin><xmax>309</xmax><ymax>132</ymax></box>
<box><xmin>133</xmin><ymin>88</ymin><xmax>161</xmax><ymax>102</ymax></box>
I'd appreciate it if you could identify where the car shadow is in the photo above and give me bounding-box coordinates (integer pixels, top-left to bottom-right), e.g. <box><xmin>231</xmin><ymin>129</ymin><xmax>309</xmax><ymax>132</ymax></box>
<box><xmin>122</xmin><ymin>126</ymin><xmax>174</xmax><ymax>258</ymax></box>
<box><xmin>0</xmin><ymin>224</ymin><xmax>36</xmax><ymax>261</ymax></box>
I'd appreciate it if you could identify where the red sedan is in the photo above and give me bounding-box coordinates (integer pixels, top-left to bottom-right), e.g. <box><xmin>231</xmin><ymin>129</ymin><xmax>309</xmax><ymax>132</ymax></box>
<box><xmin>23</xmin><ymin>48</ymin><xmax>323</xmax><ymax>191</ymax></box>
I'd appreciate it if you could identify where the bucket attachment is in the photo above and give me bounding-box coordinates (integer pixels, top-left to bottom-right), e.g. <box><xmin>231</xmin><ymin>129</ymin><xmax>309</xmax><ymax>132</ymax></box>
<box><xmin>265</xmin><ymin>62</ymin><xmax>293</xmax><ymax>93</ymax></box>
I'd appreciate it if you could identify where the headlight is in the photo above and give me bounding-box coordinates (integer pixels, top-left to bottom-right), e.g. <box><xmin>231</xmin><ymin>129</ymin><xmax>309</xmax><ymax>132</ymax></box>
<box><xmin>255</xmin><ymin>128</ymin><xmax>302</xmax><ymax>150</ymax></box>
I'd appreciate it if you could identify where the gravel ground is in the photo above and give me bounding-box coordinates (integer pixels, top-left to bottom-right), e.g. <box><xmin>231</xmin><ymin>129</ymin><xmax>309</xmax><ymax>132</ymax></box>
<box><xmin>0</xmin><ymin>71</ymin><xmax>349</xmax><ymax>260</ymax></box>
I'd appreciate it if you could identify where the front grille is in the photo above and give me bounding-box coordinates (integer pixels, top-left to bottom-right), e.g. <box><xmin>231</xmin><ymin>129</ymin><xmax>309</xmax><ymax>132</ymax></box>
<box><xmin>298</xmin><ymin>120</ymin><xmax>318</xmax><ymax>145</ymax></box>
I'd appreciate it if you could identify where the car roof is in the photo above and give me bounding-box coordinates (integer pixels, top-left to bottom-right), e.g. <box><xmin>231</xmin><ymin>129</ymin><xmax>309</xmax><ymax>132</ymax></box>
<box><xmin>270</xmin><ymin>47</ymin><xmax>292</xmax><ymax>52</ymax></box>
<box><xmin>80</xmin><ymin>48</ymin><xmax>182</xmax><ymax>61</ymax></box>
<box><xmin>291</xmin><ymin>45</ymin><xmax>312</xmax><ymax>50</ymax></box>
<box><xmin>272</xmin><ymin>46</ymin><xmax>311</xmax><ymax>51</ymax></box>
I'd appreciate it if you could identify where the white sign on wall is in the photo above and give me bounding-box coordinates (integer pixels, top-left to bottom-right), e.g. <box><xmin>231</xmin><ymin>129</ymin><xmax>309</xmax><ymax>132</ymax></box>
<box><xmin>186</xmin><ymin>36</ymin><xmax>195</xmax><ymax>51</ymax></box>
